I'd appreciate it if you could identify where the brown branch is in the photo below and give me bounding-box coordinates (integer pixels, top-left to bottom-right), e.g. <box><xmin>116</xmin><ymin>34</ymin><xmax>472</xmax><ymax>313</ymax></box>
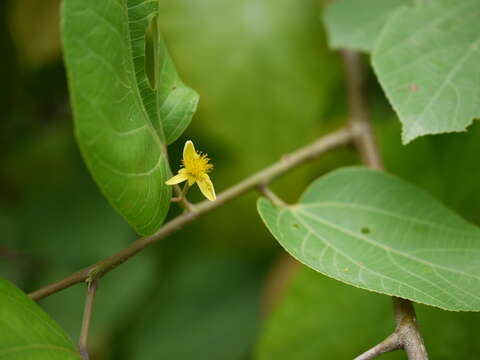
<box><xmin>341</xmin><ymin>49</ymin><xmax>428</xmax><ymax>360</ymax></box>
<box><xmin>393</xmin><ymin>297</ymin><xmax>428</xmax><ymax>359</ymax></box>
<box><xmin>171</xmin><ymin>183</ymin><xmax>195</xmax><ymax>211</ymax></box>
<box><xmin>29</xmin><ymin>127</ymin><xmax>353</xmax><ymax>301</ymax></box>
<box><xmin>354</xmin><ymin>298</ymin><xmax>428</xmax><ymax>360</ymax></box>
<box><xmin>79</xmin><ymin>280</ymin><xmax>98</xmax><ymax>360</ymax></box>
<box><xmin>354</xmin><ymin>333</ymin><xmax>401</xmax><ymax>360</ymax></box>
<box><xmin>341</xmin><ymin>50</ymin><xmax>383</xmax><ymax>171</ymax></box>
<box><xmin>258</xmin><ymin>185</ymin><xmax>287</xmax><ymax>207</ymax></box>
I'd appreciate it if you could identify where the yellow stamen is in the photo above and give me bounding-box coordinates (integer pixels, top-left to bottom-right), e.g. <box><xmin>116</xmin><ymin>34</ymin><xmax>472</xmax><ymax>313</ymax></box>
<box><xmin>165</xmin><ymin>140</ymin><xmax>216</xmax><ymax>201</ymax></box>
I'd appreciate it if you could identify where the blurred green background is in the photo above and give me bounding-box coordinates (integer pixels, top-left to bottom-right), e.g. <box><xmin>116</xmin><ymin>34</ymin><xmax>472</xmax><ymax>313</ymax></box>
<box><xmin>1</xmin><ymin>0</ymin><xmax>480</xmax><ymax>359</ymax></box>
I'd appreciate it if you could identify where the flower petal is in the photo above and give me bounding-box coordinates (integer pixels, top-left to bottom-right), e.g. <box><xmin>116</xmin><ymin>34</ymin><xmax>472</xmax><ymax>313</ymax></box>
<box><xmin>165</xmin><ymin>172</ymin><xmax>188</xmax><ymax>185</ymax></box>
<box><xmin>178</xmin><ymin>168</ymin><xmax>196</xmax><ymax>186</ymax></box>
<box><xmin>197</xmin><ymin>174</ymin><xmax>216</xmax><ymax>201</ymax></box>
<box><xmin>183</xmin><ymin>140</ymin><xmax>196</xmax><ymax>162</ymax></box>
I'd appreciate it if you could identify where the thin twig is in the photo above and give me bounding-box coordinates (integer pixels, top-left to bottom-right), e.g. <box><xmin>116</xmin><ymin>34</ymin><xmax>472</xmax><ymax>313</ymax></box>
<box><xmin>79</xmin><ymin>281</ymin><xmax>98</xmax><ymax>360</ymax></box>
<box><xmin>341</xmin><ymin>49</ymin><xmax>428</xmax><ymax>360</ymax></box>
<box><xmin>258</xmin><ymin>185</ymin><xmax>287</xmax><ymax>207</ymax></box>
<box><xmin>354</xmin><ymin>333</ymin><xmax>401</xmax><ymax>360</ymax></box>
<box><xmin>29</xmin><ymin>127</ymin><xmax>353</xmax><ymax>301</ymax></box>
<box><xmin>171</xmin><ymin>184</ymin><xmax>195</xmax><ymax>212</ymax></box>
<box><xmin>171</xmin><ymin>183</ymin><xmax>190</xmax><ymax>202</ymax></box>
<box><xmin>341</xmin><ymin>50</ymin><xmax>383</xmax><ymax>171</ymax></box>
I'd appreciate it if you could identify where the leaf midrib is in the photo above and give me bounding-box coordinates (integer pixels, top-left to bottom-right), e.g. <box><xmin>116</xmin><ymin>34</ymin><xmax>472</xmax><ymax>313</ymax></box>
<box><xmin>288</xmin><ymin>209</ymin><xmax>479</xmax><ymax>308</ymax></box>
<box><xmin>299</xmin><ymin>201</ymin><xmax>479</xmax><ymax>236</ymax></box>
<box><xmin>375</xmin><ymin>0</ymin><xmax>476</xmax><ymax>59</ymax></box>
<box><xmin>294</xmin><ymin>208</ymin><xmax>480</xmax><ymax>281</ymax></box>
<box><xmin>408</xmin><ymin>36</ymin><xmax>480</xmax><ymax>132</ymax></box>
<box><xmin>282</xmin><ymin>209</ymin><xmax>448</xmax><ymax>306</ymax></box>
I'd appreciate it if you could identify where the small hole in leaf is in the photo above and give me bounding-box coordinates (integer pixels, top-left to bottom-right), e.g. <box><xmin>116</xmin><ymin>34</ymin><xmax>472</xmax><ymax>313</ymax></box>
<box><xmin>408</xmin><ymin>83</ymin><xmax>419</xmax><ymax>92</ymax></box>
<box><xmin>361</xmin><ymin>227</ymin><xmax>371</xmax><ymax>235</ymax></box>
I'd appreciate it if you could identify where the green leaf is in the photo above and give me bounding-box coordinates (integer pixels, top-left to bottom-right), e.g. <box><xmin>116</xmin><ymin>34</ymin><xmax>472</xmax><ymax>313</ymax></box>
<box><xmin>256</xmin><ymin>266</ymin><xmax>480</xmax><ymax>360</ymax></box>
<box><xmin>323</xmin><ymin>0</ymin><xmax>408</xmax><ymax>52</ymax></box>
<box><xmin>155</xmin><ymin>36</ymin><xmax>199</xmax><ymax>144</ymax></box>
<box><xmin>258</xmin><ymin>167</ymin><xmax>480</xmax><ymax>311</ymax></box>
<box><xmin>63</xmin><ymin>0</ymin><xmax>198</xmax><ymax>235</ymax></box>
<box><xmin>0</xmin><ymin>277</ymin><xmax>81</xmax><ymax>359</ymax></box>
<box><xmin>372</xmin><ymin>0</ymin><xmax>480</xmax><ymax>144</ymax></box>
<box><xmin>127</xmin><ymin>1</ymin><xmax>198</xmax><ymax>144</ymax></box>
<box><xmin>378</xmin><ymin>115</ymin><xmax>480</xmax><ymax>225</ymax></box>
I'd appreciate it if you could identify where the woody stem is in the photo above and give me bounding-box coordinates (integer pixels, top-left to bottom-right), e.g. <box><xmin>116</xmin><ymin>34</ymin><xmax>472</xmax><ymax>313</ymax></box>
<box><xmin>28</xmin><ymin>127</ymin><xmax>353</xmax><ymax>301</ymax></box>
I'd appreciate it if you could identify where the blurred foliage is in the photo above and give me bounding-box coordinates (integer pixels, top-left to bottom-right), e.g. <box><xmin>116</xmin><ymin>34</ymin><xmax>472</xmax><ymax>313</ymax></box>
<box><xmin>0</xmin><ymin>0</ymin><xmax>479</xmax><ymax>359</ymax></box>
<box><xmin>156</xmin><ymin>0</ymin><xmax>348</xmax><ymax>252</ymax></box>
<box><xmin>125</xmin><ymin>236</ymin><xmax>268</xmax><ymax>360</ymax></box>
<box><xmin>158</xmin><ymin>0</ymin><xmax>341</xmax><ymax>174</ymax></box>
<box><xmin>8</xmin><ymin>0</ymin><xmax>61</xmax><ymax>68</ymax></box>
<box><xmin>256</xmin><ymin>266</ymin><xmax>480</xmax><ymax>360</ymax></box>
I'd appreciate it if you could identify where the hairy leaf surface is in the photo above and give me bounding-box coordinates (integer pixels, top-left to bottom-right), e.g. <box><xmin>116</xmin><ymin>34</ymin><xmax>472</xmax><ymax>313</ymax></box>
<box><xmin>324</xmin><ymin>0</ymin><xmax>407</xmax><ymax>52</ymax></box>
<box><xmin>63</xmin><ymin>0</ymin><xmax>198</xmax><ymax>235</ymax></box>
<box><xmin>372</xmin><ymin>0</ymin><xmax>480</xmax><ymax>143</ymax></box>
<box><xmin>258</xmin><ymin>167</ymin><xmax>480</xmax><ymax>311</ymax></box>
<box><xmin>0</xmin><ymin>277</ymin><xmax>81</xmax><ymax>359</ymax></box>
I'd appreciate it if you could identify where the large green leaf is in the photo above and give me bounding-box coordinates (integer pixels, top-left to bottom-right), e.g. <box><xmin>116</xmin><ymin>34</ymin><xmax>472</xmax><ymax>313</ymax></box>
<box><xmin>63</xmin><ymin>0</ymin><xmax>198</xmax><ymax>235</ymax></box>
<box><xmin>0</xmin><ymin>277</ymin><xmax>81</xmax><ymax>359</ymax></box>
<box><xmin>258</xmin><ymin>167</ymin><xmax>480</xmax><ymax>311</ymax></box>
<box><xmin>323</xmin><ymin>0</ymin><xmax>408</xmax><ymax>52</ymax></box>
<box><xmin>256</xmin><ymin>266</ymin><xmax>480</xmax><ymax>360</ymax></box>
<box><xmin>372</xmin><ymin>0</ymin><xmax>480</xmax><ymax>144</ymax></box>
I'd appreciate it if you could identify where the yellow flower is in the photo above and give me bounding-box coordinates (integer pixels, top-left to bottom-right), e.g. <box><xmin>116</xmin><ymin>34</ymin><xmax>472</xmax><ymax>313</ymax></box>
<box><xmin>165</xmin><ymin>140</ymin><xmax>216</xmax><ymax>201</ymax></box>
